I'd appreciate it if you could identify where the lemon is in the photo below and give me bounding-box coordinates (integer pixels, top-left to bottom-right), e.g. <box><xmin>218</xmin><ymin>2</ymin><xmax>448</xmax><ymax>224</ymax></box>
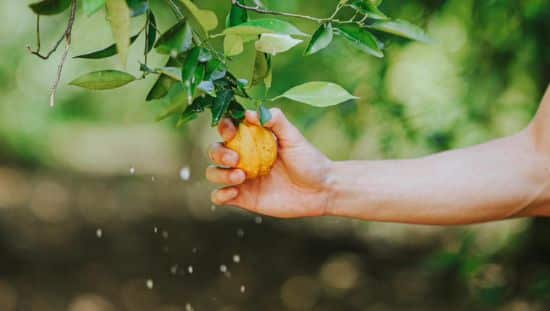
<box><xmin>225</xmin><ymin>121</ymin><xmax>278</xmax><ymax>179</ymax></box>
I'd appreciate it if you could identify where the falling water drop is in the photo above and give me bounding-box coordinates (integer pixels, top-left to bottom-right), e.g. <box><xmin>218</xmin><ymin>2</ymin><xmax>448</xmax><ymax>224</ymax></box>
<box><xmin>153</xmin><ymin>227</ymin><xmax>158</xmax><ymax>233</ymax></box>
<box><xmin>185</xmin><ymin>303</ymin><xmax>194</xmax><ymax>311</ymax></box>
<box><xmin>236</xmin><ymin>228</ymin><xmax>245</xmax><ymax>238</ymax></box>
<box><xmin>96</xmin><ymin>228</ymin><xmax>103</xmax><ymax>238</ymax></box>
<box><xmin>232</xmin><ymin>254</ymin><xmax>241</xmax><ymax>264</ymax></box>
<box><xmin>254</xmin><ymin>216</ymin><xmax>263</xmax><ymax>224</ymax></box>
<box><xmin>219</xmin><ymin>264</ymin><xmax>228</xmax><ymax>273</ymax></box>
<box><xmin>170</xmin><ymin>265</ymin><xmax>178</xmax><ymax>275</ymax></box>
<box><xmin>179</xmin><ymin>166</ymin><xmax>191</xmax><ymax>181</ymax></box>
<box><xmin>240</xmin><ymin>285</ymin><xmax>246</xmax><ymax>293</ymax></box>
<box><xmin>162</xmin><ymin>231</ymin><xmax>169</xmax><ymax>239</ymax></box>
<box><xmin>146</xmin><ymin>279</ymin><xmax>154</xmax><ymax>289</ymax></box>
<box><xmin>187</xmin><ymin>265</ymin><xmax>194</xmax><ymax>274</ymax></box>
<box><xmin>129</xmin><ymin>167</ymin><xmax>136</xmax><ymax>175</ymax></box>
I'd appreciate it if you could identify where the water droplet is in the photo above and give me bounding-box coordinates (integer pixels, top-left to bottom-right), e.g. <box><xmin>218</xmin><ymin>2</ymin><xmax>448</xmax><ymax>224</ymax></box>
<box><xmin>211</xmin><ymin>205</ymin><xmax>217</xmax><ymax>212</ymax></box>
<box><xmin>96</xmin><ymin>228</ymin><xmax>103</xmax><ymax>238</ymax></box>
<box><xmin>240</xmin><ymin>285</ymin><xmax>246</xmax><ymax>293</ymax></box>
<box><xmin>192</xmin><ymin>247</ymin><xmax>198</xmax><ymax>254</ymax></box>
<box><xmin>179</xmin><ymin>166</ymin><xmax>191</xmax><ymax>181</ymax></box>
<box><xmin>187</xmin><ymin>265</ymin><xmax>194</xmax><ymax>274</ymax></box>
<box><xmin>254</xmin><ymin>216</ymin><xmax>263</xmax><ymax>224</ymax></box>
<box><xmin>146</xmin><ymin>279</ymin><xmax>154</xmax><ymax>289</ymax></box>
<box><xmin>232</xmin><ymin>254</ymin><xmax>240</xmax><ymax>263</ymax></box>
<box><xmin>153</xmin><ymin>227</ymin><xmax>158</xmax><ymax>233</ymax></box>
<box><xmin>129</xmin><ymin>167</ymin><xmax>136</xmax><ymax>175</ymax></box>
<box><xmin>170</xmin><ymin>265</ymin><xmax>178</xmax><ymax>275</ymax></box>
<box><xmin>219</xmin><ymin>264</ymin><xmax>228</xmax><ymax>273</ymax></box>
<box><xmin>151</xmin><ymin>176</ymin><xmax>156</xmax><ymax>182</ymax></box>
<box><xmin>236</xmin><ymin>228</ymin><xmax>245</xmax><ymax>238</ymax></box>
<box><xmin>162</xmin><ymin>231</ymin><xmax>169</xmax><ymax>239</ymax></box>
<box><xmin>185</xmin><ymin>303</ymin><xmax>194</xmax><ymax>311</ymax></box>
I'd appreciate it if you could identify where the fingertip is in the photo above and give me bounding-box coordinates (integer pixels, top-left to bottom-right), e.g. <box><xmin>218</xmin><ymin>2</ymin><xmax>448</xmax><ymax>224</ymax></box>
<box><xmin>218</xmin><ymin>118</ymin><xmax>237</xmax><ymax>141</ymax></box>
<box><xmin>245</xmin><ymin>110</ymin><xmax>261</xmax><ymax>125</ymax></box>
<box><xmin>211</xmin><ymin>187</ymin><xmax>239</xmax><ymax>205</ymax></box>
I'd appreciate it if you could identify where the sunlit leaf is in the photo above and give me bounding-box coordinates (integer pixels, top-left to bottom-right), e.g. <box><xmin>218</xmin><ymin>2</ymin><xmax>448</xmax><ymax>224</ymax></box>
<box><xmin>224</xmin><ymin>34</ymin><xmax>244</xmax><ymax>56</ymax></box>
<box><xmin>156</xmin><ymin>101</ymin><xmax>186</xmax><ymax>121</ymax></box>
<box><xmin>69</xmin><ymin>70</ymin><xmax>136</xmax><ymax>90</ymax></box>
<box><xmin>335</xmin><ymin>24</ymin><xmax>383</xmax><ymax>58</ymax></box>
<box><xmin>274</xmin><ymin>81</ymin><xmax>358</xmax><ymax>107</ymax></box>
<box><xmin>224</xmin><ymin>18</ymin><xmax>307</xmax><ymax>36</ymax></box>
<box><xmin>210</xmin><ymin>89</ymin><xmax>234</xmax><ymax>126</ymax></box>
<box><xmin>255</xmin><ymin>34</ymin><xmax>302</xmax><ymax>55</ymax></box>
<box><xmin>146</xmin><ymin>59</ymin><xmax>180</xmax><ymax>101</ymax></box>
<box><xmin>368</xmin><ymin>19</ymin><xmax>432</xmax><ymax>43</ymax></box>
<box><xmin>74</xmin><ymin>33</ymin><xmax>140</xmax><ymax>59</ymax></box>
<box><xmin>82</xmin><ymin>0</ymin><xmax>105</xmax><ymax>16</ymax></box>
<box><xmin>155</xmin><ymin>22</ymin><xmax>194</xmax><ymax>55</ymax></box>
<box><xmin>177</xmin><ymin>96</ymin><xmax>214</xmax><ymax>127</ymax></box>
<box><xmin>29</xmin><ymin>0</ymin><xmax>71</xmax><ymax>15</ymax></box>
<box><xmin>304</xmin><ymin>23</ymin><xmax>333</xmax><ymax>55</ymax></box>
<box><xmin>177</xmin><ymin>0</ymin><xmax>218</xmax><ymax>39</ymax></box>
<box><xmin>106</xmin><ymin>0</ymin><xmax>131</xmax><ymax>67</ymax></box>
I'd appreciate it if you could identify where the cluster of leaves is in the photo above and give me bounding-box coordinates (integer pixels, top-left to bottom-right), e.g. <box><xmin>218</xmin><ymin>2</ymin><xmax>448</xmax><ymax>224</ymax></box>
<box><xmin>29</xmin><ymin>0</ymin><xmax>430</xmax><ymax>127</ymax></box>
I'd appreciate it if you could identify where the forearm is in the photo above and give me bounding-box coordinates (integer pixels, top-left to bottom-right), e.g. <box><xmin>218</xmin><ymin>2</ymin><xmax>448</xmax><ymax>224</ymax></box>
<box><xmin>324</xmin><ymin>130</ymin><xmax>550</xmax><ymax>225</ymax></box>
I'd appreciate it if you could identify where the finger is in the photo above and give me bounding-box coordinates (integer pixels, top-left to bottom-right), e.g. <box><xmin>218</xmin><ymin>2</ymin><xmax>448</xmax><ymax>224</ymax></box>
<box><xmin>211</xmin><ymin>187</ymin><xmax>239</xmax><ymax>205</ymax></box>
<box><xmin>205</xmin><ymin>166</ymin><xmax>246</xmax><ymax>185</ymax></box>
<box><xmin>245</xmin><ymin>108</ymin><xmax>304</xmax><ymax>146</ymax></box>
<box><xmin>208</xmin><ymin>143</ymin><xmax>239</xmax><ymax>167</ymax></box>
<box><xmin>218</xmin><ymin>118</ymin><xmax>237</xmax><ymax>142</ymax></box>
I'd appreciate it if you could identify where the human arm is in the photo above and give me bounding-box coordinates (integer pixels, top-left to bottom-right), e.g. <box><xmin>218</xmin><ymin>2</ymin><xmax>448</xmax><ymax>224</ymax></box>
<box><xmin>207</xmin><ymin>86</ymin><xmax>550</xmax><ymax>224</ymax></box>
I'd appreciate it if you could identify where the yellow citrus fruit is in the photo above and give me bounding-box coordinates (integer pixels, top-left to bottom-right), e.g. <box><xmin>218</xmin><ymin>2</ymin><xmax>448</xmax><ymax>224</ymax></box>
<box><xmin>225</xmin><ymin>121</ymin><xmax>278</xmax><ymax>179</ymax></box>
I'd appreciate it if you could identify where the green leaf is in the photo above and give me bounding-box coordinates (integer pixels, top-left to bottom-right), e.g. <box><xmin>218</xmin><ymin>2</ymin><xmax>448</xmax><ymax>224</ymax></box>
<box><xmin>224</xmin><ymin>18</ymin><xmax>307</xmax><ymax>37</ymax></box>
<box><xmin>126</xmin><ymin>0</ymin><xmax>148</xmax><ymax>17</ymax></box>
<box><xmin>235</xmin><ymin>95</ymin><xmax>256</xmax><ymax>110</ymax></box>
<box><xmin>349</xmin><ymin>0</ymin><xmax>388</xmax><ymax>20</ymax></box>
<box><xmin>106</xmin><ymin>0</ymin><xmax>131</xmax><ymax>67</ymax></box>
<box><xmin>205</xmin><ymin>59</ymin><xmax>227</xmax><ymax>81</ymax></box>
<box><xmin>304</xmin><ymin>23</ymin><xmax>333</xmax><ymax>55</ymax></box>
<box><xmin>29</xmin><ymin>0</ymin><xmax>71</xmax><ymax>15</ymax></box>
<box><xmin>181</xmin><ymin>47</ymin><xmax>201</xmax><ymax>86</ymax></box>
<box><xmin>224</xmin><ymin>34</ymin><xmax>244</xmax><ymax>56</ymax></box>
<box><xmin>146</xmin><ymin>59</ymin><xmax>180</xmax><ymax>101</ymax></box>
<box><xmin>227</xmin><ymin>101</ymin><xmax>246</xmax><ymax>122</ymax></box>
<box><xmin>226</xmin><ymin>2</ymin><xmax>248</xmax><ymax>27</ymax></box>
<box><xmin>255</xmin><ymin>34</ymin><xmax>302</xmax><ymax>55</ymax></box>
<box><xmin>210</xmin><ymin>89</ymin><xmax>234</xmax><ymax>126</ymax></box>
<box><xmin>156</xmin><ymin>67</ymin><xmax>182</xmax><ymax>81</ymax></box>
<box><xmin>258</xmin><ymin>105</ymin><xmax>271</xmax><ymax>126</ymax></box>
<box><xmin>368</xmin><ymin>19</ymin><xmax>432</xmax><ymax>43</ymax></box>
<box><xmin>74</xmin><ymin>33</ymin><xmax>140</xmax><ymax>59</ymax></box>
<box><xmin>69</xmin><ymin>70</ymin><xmax>136</xmax><ymax>90</ymax></box>
<box><xmin>273</xmin><ymin>81</ymin><xmax>358</xmax><ymax>107</ymax></box>
<box><xmin>82</xmin><ymin>0</ymin><xmax>105</xmax><ymax>16</ymax></box>
<box><xmin>252</xmin><ymin>52</ymin><xmax>269</xmax><ymax>86</ymax></box>
<box><xmin>335</xmin><ymin>24</ymin><xmax>383</xmax><ymax>58</ymax></box>
<box><xmin>156</xmin><ymin>101</ymin><xmax>186</xmax><ymax>121</ymax></box>
<box><xmin>145</xmin><ymin>10</ymin><xmax>157</xmax><ymax>54</ymax></box>
<box><xmin>177</xmin><ymin>96</ymin><xmax>213</xmax><ymax>127</ymax></box>
<box><xmin>177</xmin><ymin>0</ymin><xmax>218</xmax><ymax>39</ymax></box>
<box><xmin>264</xmin><ymin>54</ymin><xmax>272</xmax><ymax>89</ymax></box>
<box><xmin>154</xmin><ymin>22</ymin><xmax>194</xmax><ymax>55</ymax></box>
<box><xmin>191</xmin><ymin>63</ymin><xmax>206</xmax><ymax>95</ymax></box>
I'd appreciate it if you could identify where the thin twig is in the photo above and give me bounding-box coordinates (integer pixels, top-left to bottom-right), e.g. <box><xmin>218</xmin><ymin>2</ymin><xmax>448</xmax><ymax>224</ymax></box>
<box><xmin>49</xmin><ymin>0</ymin><xmax>77</xmax><ymax>107</ymax></box>
<box><xmin>231</xmin><ymin>0</ymin><xmax>324</xmax><ymax>23</ymax></box>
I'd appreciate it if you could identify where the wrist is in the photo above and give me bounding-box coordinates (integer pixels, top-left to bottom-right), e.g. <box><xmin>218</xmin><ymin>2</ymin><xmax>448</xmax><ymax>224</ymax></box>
<box><xmin>320</xmin><ymin>160</ymin><xmax>340</xmax><ymax>216</ymax></box>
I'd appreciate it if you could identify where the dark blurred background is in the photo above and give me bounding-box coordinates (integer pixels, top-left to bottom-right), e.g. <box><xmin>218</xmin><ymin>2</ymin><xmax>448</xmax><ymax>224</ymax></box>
<box><xmin>0</xmin><ymin>0</ymin><xmax>549</xmax><ymax>310</ymax></box>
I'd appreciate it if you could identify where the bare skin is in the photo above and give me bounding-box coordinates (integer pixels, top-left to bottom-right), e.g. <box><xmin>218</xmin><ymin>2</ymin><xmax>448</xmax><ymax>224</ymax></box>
<box><xmin>207</xmin><ymin>85</ymin><xmax>550</xmax><ymax>225</ymax></box>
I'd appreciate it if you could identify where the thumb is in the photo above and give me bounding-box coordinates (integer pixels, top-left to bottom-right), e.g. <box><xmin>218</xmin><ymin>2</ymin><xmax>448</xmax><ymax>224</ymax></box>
<box><xmin>245</xmin><ymin>108</ymin><xmax>305</xmax><ymax>147</ymax></box>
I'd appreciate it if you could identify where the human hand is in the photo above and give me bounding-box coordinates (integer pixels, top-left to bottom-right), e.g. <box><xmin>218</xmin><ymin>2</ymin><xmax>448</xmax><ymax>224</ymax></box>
<box><xmin>206</xmin><ymin>108</ymin><xmax>332</xmax><ymax>218</ymax></box>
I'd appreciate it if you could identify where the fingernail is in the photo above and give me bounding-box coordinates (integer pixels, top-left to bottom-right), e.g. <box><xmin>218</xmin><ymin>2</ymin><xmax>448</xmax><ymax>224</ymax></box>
<box><xmin>223</xmin><ymin>153</ymin><xmax>237</xmax><ymax>166</ymax></box>
<box><xmin>231</xmin><ymin>170</ymin><xmax>245</xmax><ymax>183</ymax></box>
